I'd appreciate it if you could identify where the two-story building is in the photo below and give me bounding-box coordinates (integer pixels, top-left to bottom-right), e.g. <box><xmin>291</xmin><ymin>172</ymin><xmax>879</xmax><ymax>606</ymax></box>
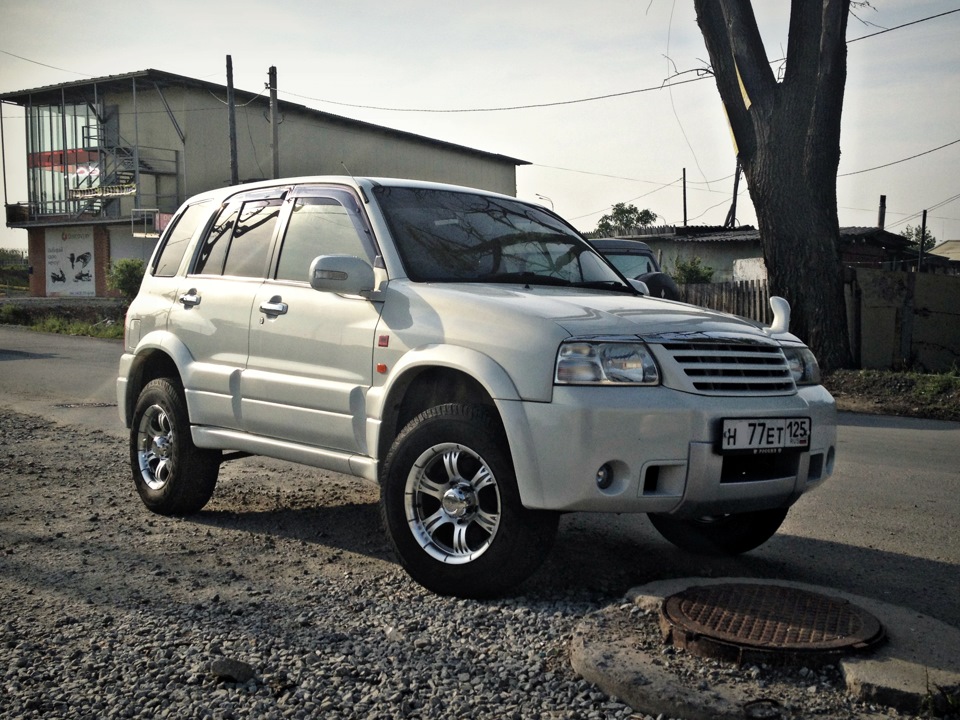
<box><xmin>1</xmin><ymin>68</ymin><xmax>527</xmax><ymax>297</ymax></box>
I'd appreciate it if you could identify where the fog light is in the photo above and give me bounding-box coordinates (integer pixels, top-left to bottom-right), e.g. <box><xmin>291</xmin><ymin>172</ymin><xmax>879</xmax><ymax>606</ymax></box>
<box><xmin>596</xmin><ymin>464</ymin><xmax>614</xmax><ymax>490</ymax></box>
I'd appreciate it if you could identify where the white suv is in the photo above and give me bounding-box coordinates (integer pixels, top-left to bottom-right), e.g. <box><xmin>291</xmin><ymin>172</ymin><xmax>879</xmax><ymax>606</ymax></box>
<box><xmin>118</xmin><ymin>176</ymin><xmax>836</xmax><ymax>598</ymax></box>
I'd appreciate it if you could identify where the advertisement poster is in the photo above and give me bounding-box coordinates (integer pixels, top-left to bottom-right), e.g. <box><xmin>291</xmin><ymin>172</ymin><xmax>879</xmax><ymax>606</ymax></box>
<box><xmin>45</xmin><ymin>228</ymin><xmax>95</xmax><ymax>297</ymax></box>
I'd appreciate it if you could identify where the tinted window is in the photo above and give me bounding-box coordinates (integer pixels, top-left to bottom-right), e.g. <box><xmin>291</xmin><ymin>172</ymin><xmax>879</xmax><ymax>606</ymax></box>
<box><xmin>606</xmin><ymin>253</ymin><xmax>658</xmax><ymax>278</ymax></box>
<box><xmin>221</xmin><ymin>199</ymin><xmax>282</xmax><ymax>278</ymax></box>
<box><xmin>153</xmin><ymin>201</ymin><xmax>211</xmax><ymax>277</ymax></box>
<box><xmin>275</xmin><ymin>197</ymin><xmax>369</xmax><ymax>282</ymax></box>
<box><xmin>373</xmin><ymin>186</ymin><xmax>625</xmax><ymax>287</ymax></box>
<box><xmin>193</xmin><ymin>202</ymin><xmax>239</xmax><ymax>275</ymax></box>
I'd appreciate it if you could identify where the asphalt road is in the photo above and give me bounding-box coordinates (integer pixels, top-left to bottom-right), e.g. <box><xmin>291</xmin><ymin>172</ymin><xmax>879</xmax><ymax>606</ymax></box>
<box><xmin>2</xmin><ymin>324</ymin><xmax>958</xmax><ymax>628</ymax></box>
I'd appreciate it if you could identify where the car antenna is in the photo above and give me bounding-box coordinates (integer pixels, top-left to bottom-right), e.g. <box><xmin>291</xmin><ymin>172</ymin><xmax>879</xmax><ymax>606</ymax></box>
<box><xmin>341</xmin><ymin>161</ymin><xmax>369</xmax><ymax>203</ymax></box>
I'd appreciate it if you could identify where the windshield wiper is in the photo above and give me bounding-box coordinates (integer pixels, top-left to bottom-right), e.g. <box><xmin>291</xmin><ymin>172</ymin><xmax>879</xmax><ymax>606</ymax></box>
<box><xmin>478</xmin><ymin>272</ymin><xmax>573</xmax><ymax>287</ymax></box>
<box><xmin>570</xmin><ymin>280</ymin><xmax>633</xmax><ymax>292</ymax></box>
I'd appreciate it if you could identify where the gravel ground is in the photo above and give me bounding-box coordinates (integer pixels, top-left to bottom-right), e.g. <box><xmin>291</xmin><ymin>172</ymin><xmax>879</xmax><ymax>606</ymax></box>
<box><xmin>0</xmin><ymin>407</ymin><xmax>947</xmax><ymax>720</ymax></box>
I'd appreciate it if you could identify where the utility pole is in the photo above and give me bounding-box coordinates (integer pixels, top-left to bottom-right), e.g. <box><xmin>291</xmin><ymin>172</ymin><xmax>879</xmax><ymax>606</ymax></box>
<box><xmin>723</xmin><ymin>162</ymin><xmax>741</xmax><ymax>228</ymax></box>
<box><xmin>268</xmin><ymin>66</ymin><xmax>279</xmax><ymax>179</ymax></box>
<box><xmin>226</xmin><ymin>55</ymin><xmax>239</xmax><ymax>185</ymax></box>
<box><xmin>682</xmin><ymin>168</ymin><xmax>687</xmax><ymax>227</ymax></box>
<box><xmin>918</xmin><ymin>209</ymin><xmax>927</xmax><ymax>272</ymax></box>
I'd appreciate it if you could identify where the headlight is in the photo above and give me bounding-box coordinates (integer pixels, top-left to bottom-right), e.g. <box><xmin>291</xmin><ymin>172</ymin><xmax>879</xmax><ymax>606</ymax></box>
<box><xmin>555</xmin><ymin>341</ymin><xmax>660</xmax><ymax>385</ymax></box>
<box><xmin>782</xmin><ymin>346</ymin><xmax>821</xmax><ymax>386</ymax></box>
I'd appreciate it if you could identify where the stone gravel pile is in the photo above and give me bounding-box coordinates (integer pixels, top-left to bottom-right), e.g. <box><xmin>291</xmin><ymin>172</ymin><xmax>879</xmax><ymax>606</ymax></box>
<box><xmin>0</xmin><ymin>408</ymin><xmax>942</xmax><ymax>719</ymax></box>
<box><xmin>0</xmin><ymin>409</ymin><xmax>643</xmax><ymax>720</ymax></box>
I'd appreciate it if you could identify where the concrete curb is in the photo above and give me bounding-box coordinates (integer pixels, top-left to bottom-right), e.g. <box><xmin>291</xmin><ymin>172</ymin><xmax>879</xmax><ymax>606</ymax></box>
<box><xmin>570</xmin><ymin>577</ymin><xmax>960</xmax><ymax>719</ymax></box>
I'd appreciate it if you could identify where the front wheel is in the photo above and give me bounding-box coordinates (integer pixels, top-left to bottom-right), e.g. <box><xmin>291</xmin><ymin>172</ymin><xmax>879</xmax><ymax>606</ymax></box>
<box><xmin>130</xmin><ymin>377</ymin><xmax>220</xmax><ymax>515</ymax></box>
<box><xmin>648</xmin><ymin>508</ymin><xmax>789</xmax><ymax>555</ymax></box>
<box><xmin>380</xmin><ymin>403</ymin><xmax>558</xmax><ymax>598</ymax></box>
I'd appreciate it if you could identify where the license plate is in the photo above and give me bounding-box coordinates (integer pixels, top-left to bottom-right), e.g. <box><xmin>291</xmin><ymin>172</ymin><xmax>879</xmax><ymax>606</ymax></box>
<box><xmin>719</xmin><ymin>417</ymin><xmax>811</xmax><ymax>454</ymax></box>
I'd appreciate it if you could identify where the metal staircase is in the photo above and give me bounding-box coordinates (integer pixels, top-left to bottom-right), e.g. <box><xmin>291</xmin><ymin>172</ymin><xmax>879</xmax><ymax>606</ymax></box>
<box><xmin>69</xmin><ymin>126</ymin><xmax>178</xmax><ymax>220</ymax></box>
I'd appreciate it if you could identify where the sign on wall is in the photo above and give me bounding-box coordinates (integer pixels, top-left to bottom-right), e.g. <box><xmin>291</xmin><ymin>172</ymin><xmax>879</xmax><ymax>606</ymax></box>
<box><xmin>45</xmin><ymin>228</ymin><xmax>95</xmax><ymax>297</ymax></box>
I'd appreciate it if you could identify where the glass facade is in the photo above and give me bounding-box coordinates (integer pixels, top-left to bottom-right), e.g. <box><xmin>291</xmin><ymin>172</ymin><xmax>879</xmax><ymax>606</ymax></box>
<box><xmin>26</xmin><ymin>102</ymin><xmax>102</xmax><ymax>217</ymax></box>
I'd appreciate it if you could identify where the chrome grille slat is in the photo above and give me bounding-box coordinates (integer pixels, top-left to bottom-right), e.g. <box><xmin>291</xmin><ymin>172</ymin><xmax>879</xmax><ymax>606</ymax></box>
<box><xmin>654</xmin><ymin>337</ymin><xmax>796</xmax><ymax>396</ymax></box>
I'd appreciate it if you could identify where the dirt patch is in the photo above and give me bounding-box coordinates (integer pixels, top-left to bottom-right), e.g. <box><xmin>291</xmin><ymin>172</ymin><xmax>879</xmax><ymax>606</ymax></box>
<box><xmin>824</xmin><ymin>369</ymin><xmax>960</xmax><ymax>422</ymax></box>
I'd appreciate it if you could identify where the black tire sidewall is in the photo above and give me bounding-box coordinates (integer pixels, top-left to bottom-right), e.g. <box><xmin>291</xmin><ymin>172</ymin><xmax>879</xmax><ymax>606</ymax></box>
<box><xmin>380</xmin><ymin>403</ymin><xmax>556</xmax><ymax>598</ymax></box>
<box><xmin>130</xmin><ymin>377</ymin><xmax>218</xmax><ymax>515</ymax></box>
<box><xmin>649</xmin><ymin>507</ymin><xmax>789</xmax><ymax>556</ymax></box>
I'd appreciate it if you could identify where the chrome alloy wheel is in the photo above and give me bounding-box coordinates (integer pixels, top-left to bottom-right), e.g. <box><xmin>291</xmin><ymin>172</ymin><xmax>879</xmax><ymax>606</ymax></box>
<box><xmin>404</xmin><ymin>442</ymin><xmax>502</xmax><ymax>564</ymax></box>
<box><xmin>136</xmin><ymin>403</ymin><xmax>176</xmax><ymax>491</ymax></box>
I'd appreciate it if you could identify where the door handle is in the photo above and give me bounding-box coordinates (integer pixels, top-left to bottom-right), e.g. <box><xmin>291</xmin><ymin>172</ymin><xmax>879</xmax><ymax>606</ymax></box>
<box><xmin>178</xmin><ymin>289</ymin><xmax>201</xmax><ymax>307</ymax></box>
<box><xmin>259</xmin><ymin>296</ymin><xmax>288</xmax><ymax>317</ymax></box>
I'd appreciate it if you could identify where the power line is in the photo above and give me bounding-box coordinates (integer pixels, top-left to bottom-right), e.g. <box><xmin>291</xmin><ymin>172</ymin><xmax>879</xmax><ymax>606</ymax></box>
<box><xmin>839</xmin><ymin>138</ymin><xmax>960</xmax><ymax>177</ymax></box>
<box><xmin>279</xmin><ymin>74</ymin><xmax>708</xmax><ymax>114</ymax></box>
<box><xmin>847</xmin><ymin>8</ymin><xmax>960</xmax><ymax>43</ymax></box>
<box><xmin>0</xmin><ymin>49</ymin><xmax>91</xmax><ymax>77</ymax></box>
<box><xmin>882</xmin><ymin>191</ymin><xmax>960</xmax><ymax>230</ymax></box>
<box><xmin>278</xmin><ymin>8</ymin><xmax>960</xmax><ymax>115</ymax></box>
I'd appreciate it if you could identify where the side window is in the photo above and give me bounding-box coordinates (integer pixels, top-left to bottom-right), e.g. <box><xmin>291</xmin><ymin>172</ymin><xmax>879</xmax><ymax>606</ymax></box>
<box><xmin>152</xmin><ymin>201</ymin><xmax>211</xmax><ymax>277</ymax></box>
<box><xmin>193</xmin><ymin>202</ymin><xmax>239</xmax><ymax>275</ymax></box>
<box><xmin>275</xmin><ymin>197</ymin><xmax>371</xmax><ymax>282</ymax></box>
<box><xmin>221</xmin><ymin>198</ymin><xmax>283</xmax><ymax>278</ymax></box>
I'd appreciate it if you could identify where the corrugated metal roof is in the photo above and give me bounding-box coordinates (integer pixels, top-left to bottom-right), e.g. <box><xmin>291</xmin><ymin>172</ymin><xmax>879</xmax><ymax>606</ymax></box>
<box><xmin>613</xmin><ymin>225</ymin><xmax>911</xmax><ymax>248</ymax></box>
<box><xmin>929</xmin><ymin>239</ymin><xmax>960</xmax><ymax>261</ymax></box>
<box><xmin>0</xmin><ymin>69</ymin><xmax>529</xmax><ymax>167</ymax></box>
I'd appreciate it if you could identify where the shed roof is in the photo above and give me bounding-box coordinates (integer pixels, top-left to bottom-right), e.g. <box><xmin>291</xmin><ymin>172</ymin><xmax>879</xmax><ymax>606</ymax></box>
<box><xmin>0</xmin><ymin>68</ymin><xmax>529</xmax><ymax>167</ymax></box>
<box><xmin>610</xmin><ymin>225</ymin><xmax>911</xmax><ymax>250</ymax></box>
<box><xmin>930</xmin><ymin>239</ymin><xmax>960</xmax><ymax>261</ymax></box>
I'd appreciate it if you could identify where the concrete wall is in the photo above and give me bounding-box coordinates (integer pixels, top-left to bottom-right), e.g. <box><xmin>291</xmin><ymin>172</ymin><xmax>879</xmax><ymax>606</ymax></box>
<box><xmin>856</xmin><ymin>268</ymin><xmax>960</xmax><ymax>372</ymax></box>
<box><xmin>645</xmin><ymin>239</ymin><xmax>760</xmax><ymax>283</ymax></box>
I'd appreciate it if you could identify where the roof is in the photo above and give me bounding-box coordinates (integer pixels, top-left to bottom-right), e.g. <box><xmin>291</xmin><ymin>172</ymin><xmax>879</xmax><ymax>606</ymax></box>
<box><xmin>0</xmin><ymin>68</ymin><xmax>529</xmax><ymax>167</ymax></box>
<box><xmin>607</xmin><ymin>225</ymin><xmax>910</xmax><ymax>249</ymax></box>
<box><xmin>930</xmin><ymin>239</ymin><xmax>960</xmax><ymax>261</ymax></box>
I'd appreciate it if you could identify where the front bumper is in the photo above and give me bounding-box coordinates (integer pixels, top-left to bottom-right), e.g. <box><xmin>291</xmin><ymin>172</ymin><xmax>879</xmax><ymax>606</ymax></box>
<box><xmin>498</xmin><ymin>384</ymin><xmax>836</xmax><ymax>515</ymax></box>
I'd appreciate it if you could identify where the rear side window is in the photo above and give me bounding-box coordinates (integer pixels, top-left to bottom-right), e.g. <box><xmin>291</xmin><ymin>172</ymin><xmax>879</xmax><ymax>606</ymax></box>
<box><xmin>222</xmin><ymin>199</ymin><xmax>283</xmax><ymax>278</ymax></box>
<box><xmin>193</xmin><ymin>202</ymin><xmax>240</xmax><ymax>276</ymax></box>
<box><xmin>152</xmin><ymin>201</ymin><xmax>211</xmax><ymax>277</ymax></box>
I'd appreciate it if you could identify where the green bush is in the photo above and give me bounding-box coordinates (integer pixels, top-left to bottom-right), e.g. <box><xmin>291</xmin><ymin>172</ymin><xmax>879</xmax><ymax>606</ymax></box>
<box><xmin>107</xmin><ymin>258</ymin><xmax>146</xmax><ymax>299</ymax></box>
<box><xmin>671</xmin><ymin>256</ymin><xmax>714</xmax><ymax>284</ymax></box>
<box><xmin>0</xmin><ymin>265</ymin><xmax>29</xmax><ymax>291</ymax></box>
<box><xmin>0</xmin><ymin>303</ymin><xmax>30</xmax><ymax>324</ymax></box>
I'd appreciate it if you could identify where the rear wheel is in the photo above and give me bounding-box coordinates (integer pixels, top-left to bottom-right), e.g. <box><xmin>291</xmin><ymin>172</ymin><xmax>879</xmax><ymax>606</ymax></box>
<box><xmin>380</xmin><ymin>403</ymin><xmax>558</xmax><ymax>598</ymax></box>
<box><xmin>648</xmin><ymin>508</ymin><xmax>789</xmax><ymax>555</ymax></box>
<box><xmin>130</xmin><ymin>377</ymin><xmax>220</xmax><ymax>515</ymax></box>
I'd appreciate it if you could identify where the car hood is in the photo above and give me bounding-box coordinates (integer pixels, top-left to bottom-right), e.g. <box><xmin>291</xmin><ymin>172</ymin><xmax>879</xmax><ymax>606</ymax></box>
<box><xmin>408</xmin><ymin>282</ymin><xmax>774</xmax><ymax>341</ymax></box>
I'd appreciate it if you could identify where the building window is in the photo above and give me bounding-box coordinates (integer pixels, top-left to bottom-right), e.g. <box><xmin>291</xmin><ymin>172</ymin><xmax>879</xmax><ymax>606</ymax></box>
<box><xmin>26</xmin><ymin>103</ymin><xmax>100</xmax><ymax>217</ymax></box>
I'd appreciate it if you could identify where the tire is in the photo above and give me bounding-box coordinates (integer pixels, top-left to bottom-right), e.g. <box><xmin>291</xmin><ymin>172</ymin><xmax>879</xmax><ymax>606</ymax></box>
<box><xmin>380</xmin><ymin>403</ymin><xmax>558</xmax><ymax>598</ymax></box>
<box><xmin>636</xmin><ymin>271</ymin><xmax>682</xmax><ymax>301</ymax></box>
<box><xmin>648</xmin><ymin>508</ymin><xmax>789</xmax><ymax>556</ymax></box>
<box><xmin>130</xmin><ymin>377</ymin><xmax>220</xmax><ymax>515</ymax></box>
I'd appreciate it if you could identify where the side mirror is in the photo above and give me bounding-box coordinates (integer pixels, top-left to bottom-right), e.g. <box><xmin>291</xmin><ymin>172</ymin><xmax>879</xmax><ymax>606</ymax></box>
<box><xmin>309</xmin><ymin>255</ymin><xmax>376</xmax><ymax>296</ymax></box>
<box><xmin>628</xmin><ymin>278</ymin><xmax>651</xmax><ymax>295</ymax></box>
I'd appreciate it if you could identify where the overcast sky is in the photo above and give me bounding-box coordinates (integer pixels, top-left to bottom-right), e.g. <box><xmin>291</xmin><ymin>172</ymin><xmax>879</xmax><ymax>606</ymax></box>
<box><xmin>1</xmin><ymin>0</ymin><xmax>958</xmax><ymax>252</ymax></box>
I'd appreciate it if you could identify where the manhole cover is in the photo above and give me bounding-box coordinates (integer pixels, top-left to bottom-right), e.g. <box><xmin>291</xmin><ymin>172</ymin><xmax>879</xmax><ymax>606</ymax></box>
<box><xmin>660</xmin><ymin>583</ymin><xmax>886</xmax><ymax>667</ymax></box>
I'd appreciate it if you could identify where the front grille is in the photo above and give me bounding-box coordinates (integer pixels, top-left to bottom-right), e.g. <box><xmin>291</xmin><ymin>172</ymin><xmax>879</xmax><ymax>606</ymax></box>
<box><xmin>657</xmin><ymin>338</ymin><xmax>795</xmax><ymax>395</ymax></box>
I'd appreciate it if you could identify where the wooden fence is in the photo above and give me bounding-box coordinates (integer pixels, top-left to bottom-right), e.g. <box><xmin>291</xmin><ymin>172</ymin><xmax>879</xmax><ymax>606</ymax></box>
<box><xmin>678</xmin><ymin>271</ymin><xmax>960</xmax><ymax>370</ymax></box>
<box><xmin>679</xmin><ymin>280</ymin><xmax>772</xmax><ymax>324</ymax></box>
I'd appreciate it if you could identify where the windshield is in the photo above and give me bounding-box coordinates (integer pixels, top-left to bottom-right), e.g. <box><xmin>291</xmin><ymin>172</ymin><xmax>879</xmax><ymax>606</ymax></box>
<box><xmin>373</xmin><ymin>186</ymin><xmax>629</xmax><ymax>289</ymax></box>
<box><xmin>605</xmin><ymin>252</ymin><xmax>658</xmax><ymax>278</ymax></box>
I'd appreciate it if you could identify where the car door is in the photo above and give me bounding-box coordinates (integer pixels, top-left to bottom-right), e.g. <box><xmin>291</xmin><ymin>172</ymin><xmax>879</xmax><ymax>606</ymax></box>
<box><xmin>243</xmin><ymin>185</ymin><xmax>384</xmax><ymax>454</ymax></box>
<box><xmin>170</xmin><ymin>187</ymin><xmax>287</xmax><ymax>430</ymax></box>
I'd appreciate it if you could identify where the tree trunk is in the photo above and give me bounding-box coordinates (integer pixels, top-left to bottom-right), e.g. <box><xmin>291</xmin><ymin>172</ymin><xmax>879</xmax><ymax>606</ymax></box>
<box><xmin>693</xmin><ymin>0</ymin><xmax>853</xmax><ymax>371</ymax></box>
